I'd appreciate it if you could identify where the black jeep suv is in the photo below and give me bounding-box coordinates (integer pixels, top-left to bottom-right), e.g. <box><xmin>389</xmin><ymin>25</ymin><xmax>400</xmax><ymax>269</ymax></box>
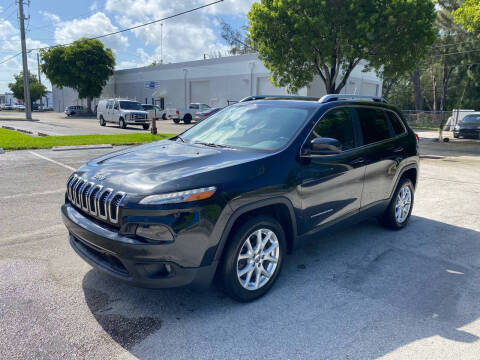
<box><xmin>62</xmin><ymin>95</ymin><xmax>419</xmax><ymax>302</ymax></box>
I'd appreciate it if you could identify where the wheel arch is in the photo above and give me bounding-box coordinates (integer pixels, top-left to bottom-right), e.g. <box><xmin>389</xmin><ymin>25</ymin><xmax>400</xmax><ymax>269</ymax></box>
<box><xmin>390</xmin><ymin>163</ymin><xmax>418</xmax><ymax>200</ymax></box>
<box><xmin>214</xmin><ymin>197</ymin><xmax>298</xmax><ymax>264</ymax></box>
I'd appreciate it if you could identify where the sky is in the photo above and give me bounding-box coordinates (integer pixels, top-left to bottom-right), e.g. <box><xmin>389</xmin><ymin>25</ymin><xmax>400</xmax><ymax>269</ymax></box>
<box><xmin>0</xmin><ymin>0</ymin><xmax>256</xmax><ymax>93</ymax></box>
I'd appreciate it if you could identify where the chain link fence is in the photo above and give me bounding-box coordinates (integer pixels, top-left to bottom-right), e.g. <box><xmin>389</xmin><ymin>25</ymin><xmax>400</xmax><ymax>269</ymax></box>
<box><xmin>401</xmin><ymin>111</ymin><xmax>456</xmax><ymax>130</ymax></box>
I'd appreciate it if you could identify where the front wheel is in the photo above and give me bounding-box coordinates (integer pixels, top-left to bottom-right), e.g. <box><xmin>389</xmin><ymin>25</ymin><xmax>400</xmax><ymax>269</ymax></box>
<box><xmin>119</xmin><ymin>118</ymin><xmax>127</xmax><ymax>129</ymax></box>
<box><xmin>99</xmin><ymin>116</ymin><xmax>106</xmax><ymax>126</ymax></box>
<box><xmin>142</xmin><ymin>124</ymin><xmax>150</xmax><ymax>130</ymax></box>
<box><xmin>380</xmin><ymin>177</ymin><xmax>414</xmax><ymax>230</ymax></box>
<box><xmin>162</xmin><ymin>113</ymin><xmax>167</xmax><ymax>120</ymax></box>
<box><xmin>183</xmin><ymin>114</ymin><xmax>192</xmax><ymax>124</ymax></box>
<box><xmin>220</xmin><ymin>216</ymin><xmax>286</xmax><ymax>302</ymax></box>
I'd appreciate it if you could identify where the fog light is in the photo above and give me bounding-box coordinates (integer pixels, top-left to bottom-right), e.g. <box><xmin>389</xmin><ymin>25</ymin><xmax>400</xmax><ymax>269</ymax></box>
<box><xmin>136</xmin><ymin>225</ymin><xmax>174</xmax><ymax>241</ymax></box>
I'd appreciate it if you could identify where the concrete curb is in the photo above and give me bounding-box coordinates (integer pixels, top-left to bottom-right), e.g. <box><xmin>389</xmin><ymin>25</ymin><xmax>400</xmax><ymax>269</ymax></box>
<box><xmin>52</xmin><ymin>144</ymin><xmax>113</xmax><ymax>151</ymax></box>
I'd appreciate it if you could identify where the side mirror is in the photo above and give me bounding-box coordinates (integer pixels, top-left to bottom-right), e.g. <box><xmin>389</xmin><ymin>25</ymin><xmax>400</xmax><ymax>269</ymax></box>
<box><xmin>306</xmin><ymin>137</ymin><xmax>342</xmax><ymax>155</ymax></box>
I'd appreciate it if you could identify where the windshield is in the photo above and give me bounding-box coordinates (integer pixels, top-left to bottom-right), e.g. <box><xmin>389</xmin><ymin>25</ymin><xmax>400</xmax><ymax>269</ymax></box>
<box><xmin>461</xmin><ymin>115</ymin><xmax>480</xmax><ymax>124</ymax></box>
<box><xmin>180</xmin><ymin>103</ymin><xmax>314</xmax><ymax>150</ymax></box>
<box><xmin>120</xmin><ymin>101</ymin><xmax>143</xmax><ymax>110</ymax></box>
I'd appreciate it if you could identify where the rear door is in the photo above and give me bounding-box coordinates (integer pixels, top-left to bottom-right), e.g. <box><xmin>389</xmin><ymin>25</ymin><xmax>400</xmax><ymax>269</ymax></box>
<box><xmin>299</xmin><ymin>107</ymin><xmax>366</xmax><ymax>229</ymax></box>
<box><xmin>354</xmin><ymin>107</ymin><xmax>407</xmax><ymax>207</ymax></box>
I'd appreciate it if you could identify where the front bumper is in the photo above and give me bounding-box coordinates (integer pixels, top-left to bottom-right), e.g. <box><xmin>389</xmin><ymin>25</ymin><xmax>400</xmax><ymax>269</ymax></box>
<box><xmin>61</xmin><ymin>203</ymin><xmax>217</xmax><ymax>289</ymax></box>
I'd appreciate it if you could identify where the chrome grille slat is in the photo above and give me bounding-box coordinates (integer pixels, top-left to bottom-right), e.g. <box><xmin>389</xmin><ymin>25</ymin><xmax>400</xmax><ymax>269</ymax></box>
<box><xmin>66</xmin><ymin>177</ymin><xmax>126</xmax><ymax>225</ymax></box>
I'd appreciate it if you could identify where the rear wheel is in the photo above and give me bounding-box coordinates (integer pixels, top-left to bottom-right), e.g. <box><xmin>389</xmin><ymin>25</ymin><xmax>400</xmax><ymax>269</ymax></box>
<box><xmin>142</xmin><ymin>124</ymin><xmax>150</xmax><ymax>130</ymax></box>
<box><xmin>119</xmin><ymin>118</ymin><xmax>127</xmax><ymax>129</ymax></box>
<box><xmin>162</xmin><ymin>113</ymin><xmax>167</xmax><ymax>120</ymax></box>
<box><xmin>220</xmin><ymin>216</ymin><xmax>286</xmax><ymax>302</ymax></box>
<box><xmin>380</xmin><ymin>177</ymin><xmax>414</xmax><ymax>230</ymax></box>
<box><xmin>183</xmin><ymin>114</ymin><xmax>192</xmax><ymax>124</ymax></box>
<box><xmin>99</xmin><ymin>116</ymin><xmax>106</xmax><ymax>126</ymax></box>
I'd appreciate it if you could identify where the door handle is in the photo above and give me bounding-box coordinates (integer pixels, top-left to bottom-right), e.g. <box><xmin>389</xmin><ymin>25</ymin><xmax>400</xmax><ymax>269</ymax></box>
<box><xmin>350</xmin><ymin>157</ymin><xmax>365</xmax><ymax>165</ymax></box>
<box><xmin>392</xmin><ymin>146</ymin><xmax>404</xmax><ymax>153</ymax></box>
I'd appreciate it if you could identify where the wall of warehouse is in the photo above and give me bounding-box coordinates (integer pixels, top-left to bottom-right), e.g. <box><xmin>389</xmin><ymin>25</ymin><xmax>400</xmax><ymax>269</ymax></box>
<box><xmin>52</xmin><ymin>53</ymin><xmax>382</xmax><ymax>111</ymax></box>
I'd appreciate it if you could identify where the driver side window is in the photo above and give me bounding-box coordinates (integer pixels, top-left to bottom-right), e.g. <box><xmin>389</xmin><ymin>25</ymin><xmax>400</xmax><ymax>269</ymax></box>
<box><xmin>308</xmin><ymin>108</ymin><xmax>356</xmax><ymax>151</ymax></box>
<box><xmin>114</xmin><ymin>102</ymin><xmax>119</xmax><ymax>110</ymax></box>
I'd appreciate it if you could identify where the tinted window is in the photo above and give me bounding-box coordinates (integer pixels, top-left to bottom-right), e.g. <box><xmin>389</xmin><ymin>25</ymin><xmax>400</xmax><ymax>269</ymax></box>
<box><xmin>461</xmin><ymin>115</ymin><xmax>480</xmax><ymax>124</ymax></box>
<box><xmin>386</xmin><ymin>111</ymin><xmax>405</xmax><ymax>135</ymax></box>
<box><xmin>119</xmin><ymin>101</ymin><xmax>143</xmax><ymax>110</ymax></box>
<box><xmin>189</xmin><ymin>104</ymin><xmax>200</xmax><ymax>109</ymax></box>
<box><xmin>356</xmin><ymin>108</ymin><xmax>391</xmax><ymax>144</ymax></box>
<box><xmin>308</xmin><ymin>108</ymin><xmax>355</xmax><ymax>151</ymax></box>
<box><xmin>181</xmin><ymin>103</ymin><xmax>315</xmax><ymax>150</ymax></box>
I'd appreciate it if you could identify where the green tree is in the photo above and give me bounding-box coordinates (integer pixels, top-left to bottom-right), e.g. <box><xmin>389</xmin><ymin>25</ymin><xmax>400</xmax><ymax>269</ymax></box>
<box><xmin>248</xmin><ymin>0</ymin><xmax>437</xmax><ymax>94</ymax></box>
<box><xmin>8</xmin><ymin>71</ymin><xmax>47</xmax><ymax>105</ymax></box>
<box><xmin>40</xmin><ymin>38</ymin><xmax>115</xmax><ymax>112</ymax></box>
<box><xmin>219</xmin><ymin>19</ymin><xmax>255</xmax><ymax>55</ymax></box>
<box><xmin>454</xmin><ymin>0</ymin><xmax>480</xmax><ymax>37</ymax></box>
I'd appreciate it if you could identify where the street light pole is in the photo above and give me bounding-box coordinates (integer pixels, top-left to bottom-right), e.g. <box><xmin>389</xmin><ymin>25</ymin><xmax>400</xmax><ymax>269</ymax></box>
<box><xmin>18</xmin><ymin>0</ymin><xmax>32</xmax><ymax>120</ymax></box>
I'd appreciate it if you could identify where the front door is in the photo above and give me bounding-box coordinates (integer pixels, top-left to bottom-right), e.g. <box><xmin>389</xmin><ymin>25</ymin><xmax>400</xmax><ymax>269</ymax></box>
<box><xmin>299</xmin><ymin>107</ymin><xmax>366</xmax><ymax>230</ymax></box>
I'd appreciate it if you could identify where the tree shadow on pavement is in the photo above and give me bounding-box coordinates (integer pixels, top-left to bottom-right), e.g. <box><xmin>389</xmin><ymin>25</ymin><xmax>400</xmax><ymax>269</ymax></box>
<box><xmin>82</xmin><ymin>215</ymin><xmax>480</xmax><ymax>358</ymax></box>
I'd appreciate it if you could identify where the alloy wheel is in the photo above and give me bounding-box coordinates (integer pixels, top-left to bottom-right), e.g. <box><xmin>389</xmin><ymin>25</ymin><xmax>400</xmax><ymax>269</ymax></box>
<box><xmin>236</xmin><ymin>228</ymin><xmax>280</xmax><ymax>291</ymax></box>
<box><xmin>395</xmin><ymin>185</ymin><xmax>412</xmax><ymax>224</ymax></box>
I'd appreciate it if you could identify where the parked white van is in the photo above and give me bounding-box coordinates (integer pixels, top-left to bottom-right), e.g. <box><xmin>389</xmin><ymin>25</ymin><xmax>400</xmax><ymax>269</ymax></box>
<box><xmin>97</xmin><ymin>99</ymin><xmax>150</xmax><ymax>129</ymax></box>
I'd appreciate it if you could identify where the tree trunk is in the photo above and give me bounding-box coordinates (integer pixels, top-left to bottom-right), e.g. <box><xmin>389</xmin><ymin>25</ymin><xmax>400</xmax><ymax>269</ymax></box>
<box><xmin>86</xmin><ymin>97</ymin><xmax>93</xmax><ymax>114</ymax></box>
<box><xmin>411</xmin><ymin>69</ymin><xmax>423</xmax><ymax>111</ymax></box>
<box><xmin>429</xmin><ymin>66</ymin><xmax>440</xmax><ymax>140</ymax></box>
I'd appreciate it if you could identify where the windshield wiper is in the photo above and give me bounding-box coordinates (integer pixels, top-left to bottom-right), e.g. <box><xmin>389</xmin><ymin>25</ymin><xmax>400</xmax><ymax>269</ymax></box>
<box><xmin>177</xmin><ymin>135</ymin><xmax>185</xmax><ymax>143</ymax></box>
<box><xmin>193</xmin><ymin>141</ymin><xmax>233</xmax><ymax>149</ymax></box>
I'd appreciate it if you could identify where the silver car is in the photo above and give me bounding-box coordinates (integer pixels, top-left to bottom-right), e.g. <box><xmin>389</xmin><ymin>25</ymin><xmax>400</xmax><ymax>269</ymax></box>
<box><xmin>193</xmin><ymin>107</ymin><xmax>222</xmax><ymax>122</ymax></box>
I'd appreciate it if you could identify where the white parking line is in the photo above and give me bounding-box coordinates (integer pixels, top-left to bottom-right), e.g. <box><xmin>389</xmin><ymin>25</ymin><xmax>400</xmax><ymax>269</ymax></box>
<box><xmin>29</xmin><ymin>151</ymin><xmax>76</xmax><ymax>171</ymax></box>
<box><xmin>0</xmin><ymin>189</ymin><xmax>65</xmax><ymax>200</ymax></box>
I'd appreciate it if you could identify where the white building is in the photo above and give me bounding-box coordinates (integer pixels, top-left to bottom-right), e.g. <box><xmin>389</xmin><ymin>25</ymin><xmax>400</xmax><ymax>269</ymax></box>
<box><xmin>52</xmin><ymin>53</ymin><xmax>382</xmax><ymax>112</ymax></box>
<box><xmin>0</xmin><ymin>91</ymin><xmax>53</xmax><ymax>107</ymax></box>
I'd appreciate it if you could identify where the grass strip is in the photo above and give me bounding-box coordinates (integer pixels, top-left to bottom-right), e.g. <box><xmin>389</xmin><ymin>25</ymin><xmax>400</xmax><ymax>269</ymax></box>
<box><xmin>0</xmin><ymin>128</ymin><xmax>175</xmax><ymax>150</ymax></box>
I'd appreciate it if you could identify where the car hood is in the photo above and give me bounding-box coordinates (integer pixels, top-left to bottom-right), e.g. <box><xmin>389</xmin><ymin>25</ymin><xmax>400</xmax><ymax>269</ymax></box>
<box><xmin>75</xmin><ymin>140</ymin><xmax>271</xmax><ymax>195</ymax></box>
<box><xmin>122</xmin><ymin>110</ymin><xmax>148</xmax><ymax>114</ymax></box>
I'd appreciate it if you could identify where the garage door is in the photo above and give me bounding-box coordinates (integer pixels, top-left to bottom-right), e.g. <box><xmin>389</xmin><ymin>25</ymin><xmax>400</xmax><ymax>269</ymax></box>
<box><xmin>190</xmin><ymin>81</ymin><xmax>212</xmax><ymax>104</ymax></box>
<box><xmin>256</xmin><ymin>77</ymin><xmax>286</xmax><ymax>96</ymax></box>
<box><xmin>361</xmin><ymin>82</ymin><xmax>379</xmax><ymax>96</ymax></box>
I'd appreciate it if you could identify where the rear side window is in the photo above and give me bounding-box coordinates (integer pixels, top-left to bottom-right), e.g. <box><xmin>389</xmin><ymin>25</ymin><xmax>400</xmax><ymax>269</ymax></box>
<box><xmin>309</xmin><ymin>108</ymin><xmax>356</xmax><ymax>151</ymax></box>
<box><xmin>386</xmin><ymin>111</ymin><xmax>406</xmax><ymax>135</ymax></box>
<box><xmin>356</xmin><ymin>108</ymin><xmax>391</xmax><ymax>145</ymax></box>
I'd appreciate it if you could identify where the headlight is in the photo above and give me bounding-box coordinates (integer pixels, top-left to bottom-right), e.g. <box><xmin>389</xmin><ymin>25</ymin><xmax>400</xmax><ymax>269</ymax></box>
<box><xmin>139</xmin><ymin>186</ymin><xmax>217</xmax><ymax>205</ymax></box>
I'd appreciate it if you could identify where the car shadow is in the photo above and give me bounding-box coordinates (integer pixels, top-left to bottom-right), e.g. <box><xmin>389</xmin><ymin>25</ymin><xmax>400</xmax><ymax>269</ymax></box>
<box><xmin>82</xmin><ymin>215</ymin><xmax>480</xmax><ymax>358</ymax></box>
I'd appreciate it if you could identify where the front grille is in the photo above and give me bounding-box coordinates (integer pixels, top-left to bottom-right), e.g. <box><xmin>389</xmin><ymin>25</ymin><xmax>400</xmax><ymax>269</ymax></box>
<box><xmin>132</xmin><ymin>113</ymin><xmax>147</xmax><ymax>120</ymax></box>
<box><xmin>66</xmin><ymin>175</ymin><xmax>126</xmax><ymax>224</ymax></box>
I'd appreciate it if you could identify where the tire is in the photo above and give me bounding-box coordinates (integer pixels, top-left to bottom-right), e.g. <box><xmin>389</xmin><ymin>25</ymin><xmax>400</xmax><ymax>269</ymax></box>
<box><xmin>162</xmin><ymin>113</ymin><xmax>167</xmax><ymax>120</ymax></box>
<box><xmin>220</xmin><ymin>216</ymin><xmax>286</xmax><ymax>302</ymax></box>
<box><xmin>380</xmin><ymin>177</ymin><xmax>414</xmax><ymax>230</ymax></box>
<box><xmin>99</xmin><ymin>116</ymin><xmax>106</xmax><ymax>126</ymax></box>
<box><xmin>183</xmin><ymin>114</ymin><xmax>192</xmax><ymax>124</ymax></box>
<box><xmin>173</xmin><ymin>118</ymin><xmax>180</xmax><ymax>124</ymax></box>
<box><xmin>142</xmin><ymin>124</ymin><xmax>150</xmax><ymax>130</ymax></box>
<box><xmin>119</xmin><ymin>118</ymin><xmax>127</xmax><ymax>129</ymax></box>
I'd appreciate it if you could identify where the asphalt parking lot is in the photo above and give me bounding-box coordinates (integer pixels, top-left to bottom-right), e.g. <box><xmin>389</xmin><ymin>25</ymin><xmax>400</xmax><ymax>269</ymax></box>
<box><xmin>0</xmin><ymin>111</ymin><xmax>189</xmax><ymax>136</ymax></box>
<box><xmin>1</xmin><ymin>146</ymin><xmax>480</xmax><ymax>359</ymax></box>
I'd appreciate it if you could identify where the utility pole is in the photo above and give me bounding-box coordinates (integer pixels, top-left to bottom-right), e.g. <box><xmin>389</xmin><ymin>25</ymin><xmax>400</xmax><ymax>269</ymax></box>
<box><xmin>18</xmin><ymin>0</ymin><xmax>32</xmax><ymax>120</ymax></box>
<box><xmin>37</xmin><ymin>52</ymin><xmax>43</xmax><ymax>110</ymax></box>
<box><xmin>160</xmin><ymin>23</ymin><xmax>163</xmax><ymax>64</ymax></box>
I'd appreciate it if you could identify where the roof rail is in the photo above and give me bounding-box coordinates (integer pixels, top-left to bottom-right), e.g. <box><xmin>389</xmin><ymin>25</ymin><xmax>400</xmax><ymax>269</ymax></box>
<box><xmin>319</xmin><ymin>94</ymin><xmax>387</xmax><ymax>104</ymax></box>
<box><xmin>239</xmin><ymin>95</ymin><xmax>320</xmax><ymax>102</ymax></box>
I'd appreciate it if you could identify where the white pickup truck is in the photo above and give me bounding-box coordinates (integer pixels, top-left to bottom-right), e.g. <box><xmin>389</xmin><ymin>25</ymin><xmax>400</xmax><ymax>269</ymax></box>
<box><xmin>166</xmin><ymin>103</ymin><xmax>211</xmax><ymax>124</ymax></box>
